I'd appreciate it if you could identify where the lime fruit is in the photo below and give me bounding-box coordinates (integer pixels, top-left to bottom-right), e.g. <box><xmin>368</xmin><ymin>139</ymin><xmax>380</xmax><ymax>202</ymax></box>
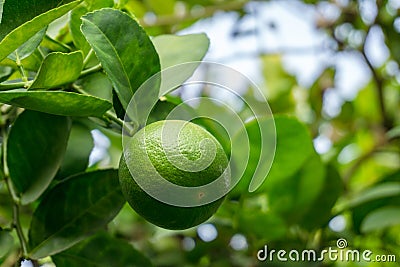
<box><xmin>119</xmin><ymin>120</ymin><xmax>230</xmax><ymax>230</ymax></box>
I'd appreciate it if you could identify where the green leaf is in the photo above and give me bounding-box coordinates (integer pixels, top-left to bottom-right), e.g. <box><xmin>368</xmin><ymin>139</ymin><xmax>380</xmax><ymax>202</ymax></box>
<box><xmin>57</xmin><ymin>122</ymin><xmax>94</xmax><ymax>179</ymax></box>
<box><xmin>350</xmin><ymin>182</ymin><xmax>400</xmax><ymax>233</ymax></box>
<box><xmin>387</xmin><ymin>126</ymin><xmax>400</xmax><ymax>140</ymax></box>
<box><xmin>52</xmin><ymin>232</ymin><xmax>153</xmax><ymax>267</ymax></box>
<box><xmin>152</xmin><ymin>34</ymin><xmax>209</xmax><ymax>88</ymax></box>
<box><xmin>28</xmin><ymin>169</ymin><xmax>125</xmax><ymax>259</ymax></box>
<box><xmin>69</xmin><ymin>0</ymin><xmax>114</xmax><ymax>55</ymax></box>
<box><xmin>354</xmin><ymin>81</ymin><xmax>381</xmax><ymax>123</ymax></box>
<box><xmin>79</xmin><ymin>72</ymin><xmax>113</xmax><ymax>102</ymax></box>
<box><xmin>8</xmin><ymin>28</ymin><xmax>46</xmax><ymax>61</ymax></box>
<box><xmin>238</xmin><ymin>209</ymin><xmax>287</xmax><ymax>241</ymax></box>
<box><xmin>0</xmin><ymin>90</ymin><xmax>112</xmax><ymax>117</ymax></box>
<box><xmin>0</xmin><ymin>66</ymin><xmax>12</xmax><ymax>83</ymax></box>
<box><xmin>0</xmin><ymin>230</ymin><xmax>14</xmax><ymax>259</ymax></box>
<box><xmin>300</xmin><ymin>165</ymin><xmax>344</xmax><ymax>230</ymax></box>
<box><xmin>361</xmin><ymin>207</ymin><xmax>400</xmax><ymax>233</ymax></box>
<box><xmin>112</xmin><ymin>89</ymin><xmax>125</xmax><ymax>119</ymax></box>
<box><xmin>7</xmin><ymin>110</ymin><xmax>71</xmax><ymax>204</ymax></box>
<box><xmin>265</xmin><ymin>152</ymin><xmax>325</xmax><ymax>223</ymax></box>
<box><xmin>70</xmin><ymin>6</ymin><xmax>92</xmax><ymax>55</ymax></box>
<box><xmin>345</xmin><ymin>182</ymin><xmax>400</xmax><ymax>208</ymax></box>
<box><xmin>146</xmin><ymin>0</ymin><xmax>175</xmax><ymax>15</ymax></box>
<box><xmin>232</xmin><ymin>116</ymin><xmax>313</xmax><ymax>194</ymax></box>
<box><xmin>0</xmin><ymin>1</ymin><xmax>81</xmax><ymax>62</ymax></box>
<box><xmin>0</xmin><ymin>0</ymin><xmax>75</xmax><ymax>40</ymax></box>
<box><xmin>264</xmin><ymin>116</ymin><xmax>314</xmax><ymax>186</ymax></box>
<box><xmin>229</xmin><ymin>117</ymin><xmax>275</xmax><ymax>195</ymax></box>
<box><xmin>147</xmin><ymin>99</ymin><xmax>178</xmax><ymax>124</ymax></box>
<box><xmin>30</xmin><ymin>51</ymin><xmax>84</xmax><ymax>89</ymax></box>
<box><xmin>152</xmin><ymin>34</ymin><xmax>209</xmax><ymax>69</ymax></box>
<box><xmin>81</xmin><ymin>8</ymin><xmax>160</xmax><ymax>109</ymax></box>
<box><xmin>262</xmin><ymin>55</ymin><xmax>296</xmax><ymax>112</ymax></box>
<box><xmin>84</xmin><ymin>0</ymin><xmax>115</xmax><ymax>10</ymax></box>
<box><xmin>124</xmin><ymin>0</ymin><xmax>146</xmax><ymax>18</ymax></box>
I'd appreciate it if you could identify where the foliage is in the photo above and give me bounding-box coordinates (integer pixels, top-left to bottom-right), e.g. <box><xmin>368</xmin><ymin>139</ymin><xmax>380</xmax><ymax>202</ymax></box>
<box><xmin>0</xmin><ymin>0</ymin><xmax>399</xmax><ymax>267</ymax></box>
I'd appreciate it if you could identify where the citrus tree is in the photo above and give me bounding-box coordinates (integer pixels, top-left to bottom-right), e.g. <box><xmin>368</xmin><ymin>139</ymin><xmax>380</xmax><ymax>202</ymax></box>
<box><xmin>0</xmin><ymin>0</ymin><xmax>399</xmax><ymax>267</ymax></box>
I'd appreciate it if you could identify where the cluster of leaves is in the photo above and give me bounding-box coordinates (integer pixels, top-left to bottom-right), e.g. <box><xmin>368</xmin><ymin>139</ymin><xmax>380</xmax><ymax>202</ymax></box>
<box><xmin>0</xmin><ymin>0</ymin><xmax>399</xmax><ymax>267</ymax></box>
<box><xmin>0</xmin><ymin>0</ymin><xmax>210</xmax><ymax>266</ymax></box>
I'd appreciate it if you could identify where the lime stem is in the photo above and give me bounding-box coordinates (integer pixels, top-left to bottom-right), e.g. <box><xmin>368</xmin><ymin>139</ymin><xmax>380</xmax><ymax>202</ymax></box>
<box><xmin>80</xmin><ymin>63</ymin><xmax>102</xmax><ymax>78</ymax></box>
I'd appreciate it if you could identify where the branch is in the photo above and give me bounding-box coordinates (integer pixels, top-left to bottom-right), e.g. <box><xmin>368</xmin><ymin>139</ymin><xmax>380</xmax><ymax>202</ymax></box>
<box><xmin>361</xmin><ymin>30</ymin><xmax>393</xmax><ymax>129</ymax></box>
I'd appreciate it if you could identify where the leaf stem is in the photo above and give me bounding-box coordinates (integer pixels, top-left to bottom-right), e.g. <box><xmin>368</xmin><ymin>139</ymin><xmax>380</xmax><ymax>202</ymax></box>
<box><xmin>104</xmin><ymin>111</ymin><xmax>124</xmax><ymax>128</ymax></box>
<box><xmin>37</xmin><ymin>46</ymin><xmax>47</xmax><ymax>59</ymax></box>
<box><xmin>80</xmin><ymin>63</ymin><xmax>103</xmax><ymax>78</ymax></box>
<box><xmin>15</xmin><ymin>53</ymin><xmax>28</xmax><ymax>83</ymax></box>
<box><xmin>0</xmin><ymin>81</ymin><xmax>31</xmax><ymax>91</ymax></box>
<box><xmin>12</xmin><ymin>204</ymin><xmax>28</xmax><ymax>256</ymax></box>
<box><xmin>83</xmin><ymin>49</ymin><xmax>94</xmax><ymax>67</ymax></box>
<box><xmin>103</xmin><ymin>111</ymin><xmax>136</xmax><ymax>135</ymax></box>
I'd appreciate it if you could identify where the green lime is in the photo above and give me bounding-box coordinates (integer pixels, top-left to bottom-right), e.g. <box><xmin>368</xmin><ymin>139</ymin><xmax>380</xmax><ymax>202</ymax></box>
<box><xmin>119</xmin><ymin>120</ymin><xmax>229</xmax><ymax>230</ymax></box>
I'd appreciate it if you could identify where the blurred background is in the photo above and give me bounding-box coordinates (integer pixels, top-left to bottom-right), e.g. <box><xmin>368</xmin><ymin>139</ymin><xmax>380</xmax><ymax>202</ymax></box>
<box><xmin>98</xmin><ymin>0</ymin><xmax>400</xmax><ymax>266</ymax></box>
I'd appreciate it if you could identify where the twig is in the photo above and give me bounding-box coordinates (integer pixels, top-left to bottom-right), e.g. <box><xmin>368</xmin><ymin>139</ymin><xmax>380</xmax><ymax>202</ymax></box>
<box><xmin>360</xmin><ymin>48</ymin><xmax>392</xmax><ymax>129</ymax></box>
<box><xmin>79</xmin><ymin>63</ymin><xmax>103</xmax><ymax>78</ymax></box>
